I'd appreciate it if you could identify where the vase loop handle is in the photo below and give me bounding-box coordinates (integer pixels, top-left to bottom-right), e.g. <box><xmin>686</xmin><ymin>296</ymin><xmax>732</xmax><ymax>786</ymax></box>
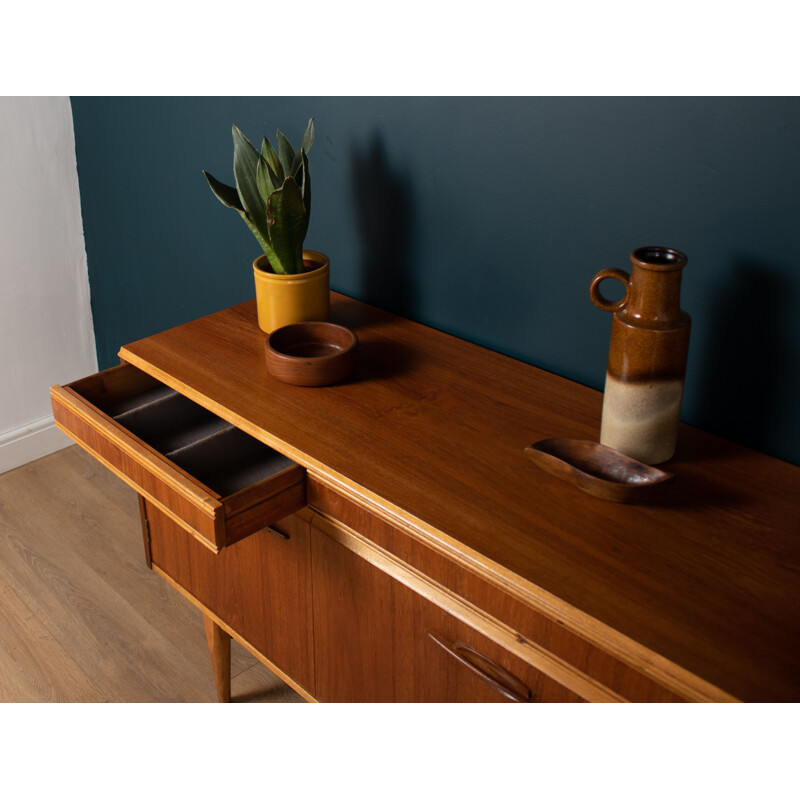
<box><xmin>590</xmin><ymin>268</ymin><xmax>630</xmax><ymax>313</ymax></box>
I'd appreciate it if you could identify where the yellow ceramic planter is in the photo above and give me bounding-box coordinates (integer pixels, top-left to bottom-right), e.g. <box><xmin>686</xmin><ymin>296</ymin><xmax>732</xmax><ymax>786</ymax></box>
<box><xmin>253</xmin><ymin>249</ymin><xmax>330</xmax><ymax>333</ymax></box>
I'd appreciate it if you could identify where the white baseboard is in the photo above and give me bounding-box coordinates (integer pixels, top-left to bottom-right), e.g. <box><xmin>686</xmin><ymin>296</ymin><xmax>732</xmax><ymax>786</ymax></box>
<box><xmin>0</xmin><ymin>415</ymin><xmax>72</xmax><ymax>475</ymax></box>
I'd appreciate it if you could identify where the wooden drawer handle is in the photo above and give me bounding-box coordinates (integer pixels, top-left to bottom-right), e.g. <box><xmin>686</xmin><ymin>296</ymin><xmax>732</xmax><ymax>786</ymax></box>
<box><xmin>428</xmin><ymin>631</ymin><xmax>533</xmax><ymax>702</ymax></box>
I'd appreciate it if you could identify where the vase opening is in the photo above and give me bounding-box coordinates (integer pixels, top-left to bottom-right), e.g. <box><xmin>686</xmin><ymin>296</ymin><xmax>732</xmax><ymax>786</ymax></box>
<box><xmin>633</xmin><ymin>247</ymin><xmax>687</xmax><ymax>269</ymax></box>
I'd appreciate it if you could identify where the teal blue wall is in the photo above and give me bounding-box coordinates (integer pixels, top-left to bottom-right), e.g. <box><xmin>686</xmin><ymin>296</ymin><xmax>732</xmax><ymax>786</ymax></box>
<box><xmin>70</xmin><ymin>97</ymin><xmax>800</xmax><ymax>465</ymax></box>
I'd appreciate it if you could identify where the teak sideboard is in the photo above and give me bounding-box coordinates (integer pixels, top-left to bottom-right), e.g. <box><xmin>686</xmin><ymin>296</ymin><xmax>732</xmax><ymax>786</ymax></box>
<box><xmin>50</xmin><ymin>293</ymin><xmax>800</xmax><ymax>702</ymax></box>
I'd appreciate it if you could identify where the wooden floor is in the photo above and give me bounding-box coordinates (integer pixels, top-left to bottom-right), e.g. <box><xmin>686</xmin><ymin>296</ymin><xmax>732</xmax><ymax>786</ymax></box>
<box><xmin>0</xmin><ymin>444</ymin><xmax>303</xmax><ymax>702</ymax></box>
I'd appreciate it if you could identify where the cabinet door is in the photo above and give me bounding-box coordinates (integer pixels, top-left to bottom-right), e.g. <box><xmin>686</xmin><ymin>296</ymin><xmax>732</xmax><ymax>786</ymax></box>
<box><xmin>146</xmin><ymin>501</ymin><xmax>315</xmax><ymax>695</ymax></box>
<box><xmin>311</xmin><ymin>524</ymin><xmax>583</xmax><ymax>703</ymax></box>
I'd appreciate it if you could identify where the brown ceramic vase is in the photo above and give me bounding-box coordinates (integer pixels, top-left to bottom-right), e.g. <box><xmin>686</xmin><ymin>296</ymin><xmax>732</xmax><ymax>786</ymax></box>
<box><xmin>590</xmin><ymin>247</ymin><xmax>691</xmax><ymax>465</ymax></box>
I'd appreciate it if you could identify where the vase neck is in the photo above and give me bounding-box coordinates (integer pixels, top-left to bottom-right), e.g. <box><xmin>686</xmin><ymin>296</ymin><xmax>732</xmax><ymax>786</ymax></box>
<box><xmin>623</xmin><ymin>247</ymin><xmax>687</xmax><ymax>324</ymax></box>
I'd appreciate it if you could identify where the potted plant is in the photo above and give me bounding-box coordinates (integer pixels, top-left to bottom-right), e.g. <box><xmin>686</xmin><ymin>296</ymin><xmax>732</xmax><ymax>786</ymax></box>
<box><xmin>203</xmin><ymin>117</ymin><xmax>329</xmax><ymax>333</ymax></box>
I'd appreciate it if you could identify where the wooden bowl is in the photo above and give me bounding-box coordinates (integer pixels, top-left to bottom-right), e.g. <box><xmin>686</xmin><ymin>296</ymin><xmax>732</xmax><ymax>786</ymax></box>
<box><xmin>265</xmin><ymin>322</ymin><xmax>358</xmax><ymax>387</ymax></box>
<box><xmin>523</xmin><ymin>438</ymin><xmax>675</xmax><ymax>503</ymax></box>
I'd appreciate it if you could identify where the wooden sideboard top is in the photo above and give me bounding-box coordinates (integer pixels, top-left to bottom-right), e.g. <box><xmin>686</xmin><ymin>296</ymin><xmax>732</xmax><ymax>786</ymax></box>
<box><xmin>120</xmin><ymin>293</ymin><xmax>800</xmax><ymax>701</ymax></box>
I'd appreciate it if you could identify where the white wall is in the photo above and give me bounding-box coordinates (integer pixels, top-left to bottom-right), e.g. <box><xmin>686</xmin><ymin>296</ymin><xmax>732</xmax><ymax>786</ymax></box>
<box><xmin>0</xmin><ymin>96</ymin><xmax>97</xmax><ymax>474</ymax></box>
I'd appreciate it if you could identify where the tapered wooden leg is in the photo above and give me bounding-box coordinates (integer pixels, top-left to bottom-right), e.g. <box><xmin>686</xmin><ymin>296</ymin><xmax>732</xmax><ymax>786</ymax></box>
<box><xmin>203</xmin><ymin>614</ymin><xmax>231</xmax><ymax>703</ymax></box>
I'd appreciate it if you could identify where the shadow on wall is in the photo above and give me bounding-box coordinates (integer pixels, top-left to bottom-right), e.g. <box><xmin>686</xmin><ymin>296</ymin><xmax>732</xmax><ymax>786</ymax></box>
<box><xmin>349</xmin><ymin>134</ymin><xmax>415</xmax><ymax>318</ymax></box>
<box><xmin>692</xmin><ymin>260</ymin><xmax>798</xmax><ymax>459</ymax></box>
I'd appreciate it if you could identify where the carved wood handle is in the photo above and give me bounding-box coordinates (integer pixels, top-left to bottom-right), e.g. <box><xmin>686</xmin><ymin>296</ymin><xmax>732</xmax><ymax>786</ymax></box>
<box><xmin>428</xmin><ymin>631</ymin><xmax>533</xmax><ymax>702</ymax></box>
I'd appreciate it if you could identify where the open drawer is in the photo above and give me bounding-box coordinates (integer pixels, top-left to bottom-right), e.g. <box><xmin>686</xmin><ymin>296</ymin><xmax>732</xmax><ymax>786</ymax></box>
<box><xmin>50</xmin><ymin>363</ymin><xmax>306</xmax><ymax>553</ymax></box>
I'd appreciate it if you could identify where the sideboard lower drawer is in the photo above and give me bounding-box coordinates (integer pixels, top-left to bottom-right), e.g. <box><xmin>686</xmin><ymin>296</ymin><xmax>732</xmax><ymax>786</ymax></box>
<box><xmin>50</xmin><ymin>363</ymin><xmax>306</xmax><ymax>552</ymax></box>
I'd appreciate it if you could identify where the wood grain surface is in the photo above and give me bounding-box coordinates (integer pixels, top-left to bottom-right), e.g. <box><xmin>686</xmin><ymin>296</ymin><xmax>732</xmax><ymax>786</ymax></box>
<box><xmin>51</xmin><ymin>382</ymin><xmax>226</xmax><ymax>549</ymax></box>
<box><xmin>51</xmin><ymin>368</ymin><xmax>307</xmax><ymax>552</ymax></box>
<box><xmin>308</xmin><ymin>478</ymin><xmax>685</xmax><ymax>702</ymax></box>
<box><xmin>146</xmin><ymin>502</ymin><xmax>316</xmax><ymax>696</ymax></box>
<box><xmin>119</xmin><ymin>293</ymin><xmax>800</xmax><ymax>701</ymax></box>
<box><xmin>311</xmin><ymin>523</ymin><xmax>584</xmax><ymax>703</ymax></box>
<box><xmin>204</xmin><ymin>615</ymin><xmax>231</xmax><ymax>702</ymax></box>
<box><xmin>0</xmin><ymin>446</ymin><xmax>302</xmax><ymax>702</ymax></box>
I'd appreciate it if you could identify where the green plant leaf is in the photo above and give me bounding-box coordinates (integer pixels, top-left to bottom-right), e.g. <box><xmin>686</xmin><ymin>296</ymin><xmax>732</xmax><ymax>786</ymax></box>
<box><xmin>297</xmin><ymin>150</ymin><xmax>311</xmax><ymax>240</ymax></box>
<box><xmin>256</xmin><ymin>155</ymin><xmax>278</xmax><ymax>204</ymax></box>
<box><xmin>239</xmin><ymin>209</ymin><xmax>277</xmax><ymax>263</ymax></box>
<box><xmin>204</xmin><ymin>167</ymin><xmax>276</xmax><ymax>263</ymax></box>
<box><xmin>203</xmin><ymin>170</ymin><xmax>245</xmax><ymax>211</ymax></box>
<box><xmin>261</xmin><ymin>137</ymin><xmax>284</xmax><ymax>183</ymax></box>
<box><xmin>276</xmin><ymin>129</ymin><xmax>295</xmax><ymax>177</ymax></box>
<box><xmin>290</xmin><ymin>118</ymin><xmax>314</xmax><ymax>176</ymax></box>
<box><xmin>300</xmin><ymin>117</ymin><xmax>314</xmax><ymax>156</ymax></box>
<box><xmin>266</xmin><ymin>176</ymin><xmax>307</xmax><ymax>274</ymax></box>
<box><xmin>232</xmin><ymin>124</ymin><xmax>270</xmax><ymax>244</ymax></box>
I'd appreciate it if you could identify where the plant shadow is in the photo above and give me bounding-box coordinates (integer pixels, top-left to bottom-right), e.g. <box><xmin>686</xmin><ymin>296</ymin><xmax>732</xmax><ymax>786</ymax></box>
<box><xmin>351</xmin><ymin>339</ymin><xmax>417</xmax><ymax>382</ymax></box>
<box><xmin>349</xmin><ymin>133</ymin><xmax>415</xmax><ymax>319</ymax></box>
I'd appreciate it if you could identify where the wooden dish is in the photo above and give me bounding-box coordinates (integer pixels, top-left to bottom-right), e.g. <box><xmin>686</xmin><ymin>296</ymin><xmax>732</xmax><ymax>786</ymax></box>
<box><xmin>523</xmin><ymin>438</ymin><xmax>675</xmax><ymax>503</ymax></box>
<box><xmin>265</xmin><ymin>322</ymin><xmax>358</xmax><ymax>387</ymax></box>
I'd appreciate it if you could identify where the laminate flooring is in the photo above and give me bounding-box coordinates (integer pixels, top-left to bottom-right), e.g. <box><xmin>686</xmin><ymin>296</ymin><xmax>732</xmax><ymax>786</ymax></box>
<box><xmin>0</xmin><ymin>444</ymin><xmax>303</xmax><ymax>702</ymax></box>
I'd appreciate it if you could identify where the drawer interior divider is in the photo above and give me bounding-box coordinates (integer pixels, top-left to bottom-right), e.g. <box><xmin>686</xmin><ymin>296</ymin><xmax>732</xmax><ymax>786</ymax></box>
<box><xmin>52</xmin><ymin>363</ymin><xmax>307</xmax><ymax>552</ymax></box>
<box><xmin>105</xmin><ymin>382</ymin><xmax>296</xmax><ymax>498</ymax></box>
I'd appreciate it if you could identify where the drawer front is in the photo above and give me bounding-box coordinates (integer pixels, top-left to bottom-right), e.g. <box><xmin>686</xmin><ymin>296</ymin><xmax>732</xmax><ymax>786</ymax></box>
<box><xmin>421</xmin><ymin>626</ymin><xmax>584</xmax><ymax>703</ymax></box>
<box><xmin>312</xmin><ymin>521</ymin><xmax>585</xmax><ymax>702</ymax></box>
<box><xmin>51</xmin><ymin>364</ymin><xmax>305</xmax><ymax>552</ymax></box>
<box><xmin>309</xmin><ymin>478</ymin><xmax>685</xmax><ymax>701</ymax></box>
